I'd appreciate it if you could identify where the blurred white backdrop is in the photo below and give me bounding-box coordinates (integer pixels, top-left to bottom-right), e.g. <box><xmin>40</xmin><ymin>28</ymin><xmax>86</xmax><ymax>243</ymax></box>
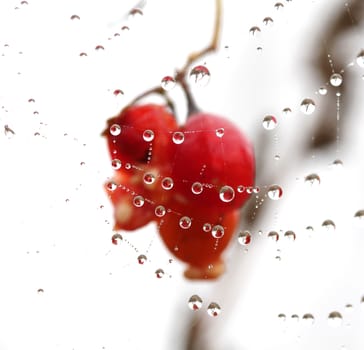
<box><xmin>1</xmin><ymin>0</ymin><xmax>364</xmax><ymax>349</ymax></box>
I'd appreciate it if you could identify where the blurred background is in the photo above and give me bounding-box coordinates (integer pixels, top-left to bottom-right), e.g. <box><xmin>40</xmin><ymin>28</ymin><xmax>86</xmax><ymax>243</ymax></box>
<box><xmin>1</xmin><ymin>0</ymin><xmax>364</xmax><ymax>349</ymax></box>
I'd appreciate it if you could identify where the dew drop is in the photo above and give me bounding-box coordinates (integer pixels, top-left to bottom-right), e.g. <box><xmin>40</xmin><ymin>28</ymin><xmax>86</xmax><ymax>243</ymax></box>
<box><xmin>274</xmin><ymin>155</ymin><xmax>281</xmax><ymax>160</ymax></box>
<box><xmin>142</xmin><ymin>129</ymin><xmax>154</xmax><ymax>142</ymax></box>
<box><xmin>306</xmin><ymin>226</ymin><xmax>314</xmax><ymax>234</ymax></box>
<box><xmin>188</xmin><ymin>295</ymin><xmax>203</xmax><ymax>310</ymax></box>
<box><xmin>356</xmin><ymin>50</ymin><xmax>364</xmax><ymax>68</ymax></box>
<box><xmin>172</xmin><ymin>131</ymin><xmax>185</xmax><ymax>144</ymax></box>
<box><xmin>332</xmin><ymin>159</ymin><xmax>343</xmax><ymax>168</ymax></box>
<box><xmin>330</xmin><ymin>73</ymin><xmax>343</xmax><ymax>87</ymax></box>
<box><xmin>219</xmin><ymin>185</ymin><xmax>235</xmax><ymax>202</ymax></box>
<box><xmin>106</xmin><ymin>181</ymin><xmax>117</xmax><ymax>191</ymax></box>
<box><xmin>238</xmin><ymin>230</ymin><xmax>252</xmax><ymax>245</ymax></box>
<box><xmin>179</xmin><ymin>216</ymin><xmax>192</xmax><ymax>229</ymax></box>
<box><xmin>211</xmin><ymin>225</ymin><xmax>224</xmax><ymax>238</ymax></box>
<box><xmin>155</xmin><ymin>268</ymin><xmax>164</xmax><ymax>278</ymax></box>
<box><xmin>328</xmin><ymin>311</ymin><xmax>343</xmax><ymax>327</ymax></box>
<box><xmin>70</xmin><ymin>14</ymin><xmax>80</xmax><ymax>20</ymax></box>
<box><xmin>237</xmin><ymin>185</ymin><xmax>245</xmax><ymax>193</ymax></box>
<box><xmin>322</xmin><ymin>219</ymin><xmax>336</xmax><ymax>231</ymax></box>
<box><xmin>263</xmin><ymin>17</ymin><xmax>274</xmax><ymax>26</ymax></box>
<box><xmin>79</xmin><ymin>52</ymin><xmax>87</xmax><ymax>57</ymax></box>
<box><xmin>111</xmin><ymin>159</ymin><xmax>122</xmax><ymax>170</ymax></box>
<box><xmin>125</xmin><ymin>163</ymin><xmax>132</xmax><ymax>170</ymax></box>
<box><xmin>189</xmin><ymin>65</ymin><xmax>210</xmax><ymax>87</ymax></box>
<box><xmin>95</xmin><ymin>45</ymin><xmax>105</xmax><ymax>51</ymax></box>
<box><xmin>274</xmin><ymin>2</ymin><xmax>284</xmax><ymax>10</ymax></box>
<box><xmin>143</xmin><ymin>172</ymin><xmax>156</xmax><ymax>185</ymax></box>
<box><xmin>113</xmin><ymin>89</ymin><xmax>124</xmax><ymax>97</ymax></box>
<box><xmin>215</xmin><ymin>128</ymin><xmax>225</xmax><ymax>138</ymax></box>
<box><xmin>278</xmin><ymin>313</ymin><xmax>286</xmax><ymax>322</ymax></box>
<box><xmin>207</xmin><ymin>302</ymin><xmax>221</xmax><ymax>317</ymax></box>
<box><xmin>37</xmin><ymin>288</ymin><xmax>44</xmax><ymax>294</ymax></box>
<box><xmin>133</xmin><ymin>195</ymin><xmax>145</xmax><ymax>208</ymax></box>
<box><xmin>138</xmin><ymin>254</ymin><xmax>147</xmax><ymax>264</ymax></box>
<box><xmin>161</xmin><ymin>177</ymin><xmax>174</xmax><ymax>190</ymax></box>
<box><xmin>268</xmin><ymin>231</ymin><xmax>279</xmax><ymax>242</ymax></box>
<box><xmin>111</xmin><ymin>233</ymin><xmax>123</xmax><ymax>245</ymax></box>
<box><xmin>203</xmin><ymin>223</ymin><xmax>212</xmax><ymax>232</ymax></box>
<box><xmin>354</xmin><ymin>210</ymin><xmax>364</xmax><ymax>222</ymax></box>
<box><xmin>28</xmin><ymin>98</ymin><xmax>35</xmax><ymax>103</ymax></box>
<box><xmin>304</xmin><ymin>173</ymin><xmax>321</xmax><ymax>186</ymax></box>
<box><xmin>300</xmin><ymin>98</ymin><xmax>316</xmax><ymax>115</ymax></box>
<box><xmin>282</xmin><ymin>107</ymin><xmax>292</xmax><ymax>116</ymax></box>
<box><xmin>267</xmin><ymin>184</ymin><xmax>283</xmax><ymax>200</ymax></box>
<box><xmin>249</xmin><ymin>26</ymin><xmax>261</xmax><ymax>36</ymax></box>
<box><xmin>291</xmin><ymin>314</ymin><xmax>299</xmax><ymax>322</ymax></box>
<box><xmin>319</xmin><ymin>86</ymin><xmax>328</xmax><ymax>95</ymax></box>
<box><xmin>284</xmin><ymin>230</ymin><xmax>296</xmax><ymax>241</ymax></box>
<box><xmin>191</xmin><ymin>182</ymin><xmax>203</xmax><ymax>195</ymax></box>
<box><xmin>110</xmin><ymin>124</ymin><xmax>121</xmax><ymax>136</ymax></box>
<box><xmin>262</xmin><ymin>115</ymin><xmax>277</xmax><ymax>130</ymax></box>
<box><xmin>129</xmin><ymin>8</ymin><xmax>143</xmax><ymax>17</ymax></box>
<box><xmin>161</xmin><ymin>76</ymin><xmax>176</xmax><ymax>91</ymax></box>
<box><xmin>155</xmin><ymin>205</ymin><xmax>166</xmax><ymax>218</ymax></box>
<box><xmin>302</xmin><ymin>313</ymin><xmax>315</xmax><ymax>325</ymax></box>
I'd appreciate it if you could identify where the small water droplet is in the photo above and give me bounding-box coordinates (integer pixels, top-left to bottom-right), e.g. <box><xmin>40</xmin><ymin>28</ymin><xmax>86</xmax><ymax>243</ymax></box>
<box><xmin>219</xmin><ymin>185</ymin><xmax>235</xmax><ymax>202</ymax></box>
<box><xmin>263</xmin><ymin>17</ymin><xmax>274</xmax><ymax>26</ymax></box>
<box><xmin>129</xmin><ymin>8</ymin><xmax>143</xmax><ymax>18</ymax></box>
<box><xmin>257</xmin><ymin>46</ymin><xmax>263</xmax><ymax>53</ymax></box>
<box><xmin>133</xmin><ymin>195</ymin><xmax>145</xmax><ymax>208</ymax></box>
<box><xmin>238</xmin><ymin>230</ymin><xmax>251</xmax><ymax>245</ymax></box>
<box><xmin>268</xmin><ymin>231</ymin><xmax>279</xmax><ymax>242</ymax></box>
<box><xmin>306</xmin><ymin>226</ymin><xmax>314</xmax><ymax>234</ymax></box>
<box><xmin>179</xmin><ymin>216</ymin><xmax>192</xmax><ymax>229</ymax></box>
<box><xmin>121</xmin><ymin>26</ymin><xmax>130</xmax><ymax>31</ymax></box>
<box><xmin>161</xmin><ymin>177</ymin><xmax>174</xmax><ymax>190</ymax></box>
<box><xmin>138</xmin><ymin>254</ymin><xmax>147</xmax><ymax>264</ymax></box>
<box><xmin>95</xmin><ymin>45</ymin><xmax>105</xmax><ymax>51</ymax></box>
<box><xmin>191</xmin><ymin>182</ymin><xmax>203</xmax><ymax>195</ymax></box>
<box><xmin>237</xmin><ymin>185</ymin><xmax>245</xmax><ymax>193</ymax></box>
<box><xmin>302</xmin><ymin>313</ymin><xmax>315</xmax><ymax>325</ymax></box>
<box><xmin>111</xmin><ymin>233</ymin><xmax>123</xmax><ymax>245</ymax></box>
<box><xmin>37</xmin><ymin>288</ymin><xmax>44</xmax><ymax>294</ymax></box>
<box><xmin>189</xmin><ymin>65</ymin><xmax>210</xmax><ymax>87</ymax></box>
<box><xmin>125</xmin><ymin>163</ymin><xmax>131</xmax><ymax>170</ymax></box>
<box><xmin>274</xmin><ymin>2</ymin><xmax>284</xmax><ymax>10</ymax></box>
<box><xmin>113</xmin><ymin>89</ymin><xmax>124</xmax><ymax>97</ymax></box>
<box><xmin>215</xmin><ymin>128</ymin><xmax>224</xmax><ymax>138</ymax></box>
<box><xmin>143</xmin><ymin>172</ymin><xmax>156</xmax><ymax>185</ymax></box>
<box><xmin>111</xmin><ymin>159</ymin><xmax>122</xmax><ymax>170</ymax></box>
<box><xmin>161</xmin><ymin>76</ymin><xmax>176</xmax><ymax>91</ymax></box>
<box><xmin>172</xmin><ymin>131</ymin><xmax>185</xmax><ymax>144</ymax></box>
<box><xmin>282</xmin><ymin>107</ymin><xmax>292</xmax><ymax>115</ymax></box>
<box><xmin>354</xmin><ymin>209</ymin><xmax>364</xmax><ymax>222</ymax></box>
<box><xmin>106</xmin><ymin>181</ymin><xmax>117</xmax><ymax>191</ymax></box>
<box><xmin>356</xmin><ymin>50</ymin><xmax>364</xmax><ymax>68</ymax></box>
<box><xmin>284</xmin><ymin>230</ymin><xmax>296</xmax><ymax>241</ymax></box>
<box><xmin>28</xmin><ymin>98</ymin><xmax>35</xmax><ymax>103</ymax></box>
<box><xmin>304</xmin><ymin>173</ymin><xmax>321</xmax><ymax>186</ymax></box>
<box><xmin>328</xmin><ymin>311</ymin><xmax>343</xmax><ymax>327</ymax></box>
<box><xmin>332</xmin><ymin>159</ymin><xmax>343</xmax><ymax>168</ymax></box>
<box><xmin>322</xmin><ymin>219</ymin><xmax>336</xmax><ymax>231</ymax></box>
<box><xmin>274</xmin><ymin>155</ymin><xmax>280</xmax><ymax>160</ymax></box>
<box><xmin>267</xmin><ymin>184</ymin><xmax>283</xmax><ymax>200</ymax></box>
<box><xmin>278</xmin><ymin>313</ymin><xmax>286</xmax><ymax>322</ymax></box>
<box><xmin>188</xmin><ymin>295</ymin><xmax>203</xmax><ymax>310</ymax></box>
<box><xmin>211</xmin><ymin>225</ymin><xmax>224</xmax><ymax>238</ymax></box>
<box><xmin>262</xmin><ymin>115</ymin><xmax>277</xmax><ymax>130</ymax></box>
<box><xmin>79</xmin><ymin>52</ymin><xmax>87</xmax><ymax>57</ymax></box>
<box><xmin>70</xmin><ymin>14</ymin><xmax>80</xmax><ymax>20</ymax></box>
<box><xmin>300</xmin><ymin>98</ymin><xmax>316</xmax><ymax>115</ymax></box>
<box><xmin>110</xmin><ymin>124</ymin><xmax>121</xmax><ymax>136</ymax></box>
<box><xmin>155</xmin><ymin>268</ymin><xmax>164</xmax><ymax>278</ymax></box>
<box><xmin>291</xmin><ymin>314</ymin><xmax>299</xmax><ymax>322</ymax></box>
<box><xmin>155</xmin><ymin>205</ymin><xmax>166</xmax><ymax>217</ymax></box>
<box><xmin>143</xmin><ymin>129</ymin><xmax>154</xmax><ymax>142</ymax></box>
<box><xmin>345</xmin><ymin>304</ymin><xmax>353</xmax><ymax>311</ymax></box>
<box><xmin>207</xmin><ymin>302</ymin><xmax>221</xmax><ymax>317</ymax></box>
<box><xmin>319</xmin><ymin>86</ymin><xmax>328</xmax><ymax>95</ymax></box>
<box><xmin>203</xmin><ymin>223</ymin><xmax>212</xmax><ymax>232</ymax></box>
<box><xmin>330</xmin><ymin>73</ymin><xmax>343</xmax><ymax>87</ymax></box>
<box><xmin>249</xmin><ymin>26</ymin><xmax>261</xmax><ymax>36</ymax></box>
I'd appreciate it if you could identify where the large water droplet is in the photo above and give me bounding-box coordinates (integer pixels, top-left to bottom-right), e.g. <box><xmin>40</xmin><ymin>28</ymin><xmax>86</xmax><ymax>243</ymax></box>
<box><xmin>161</xmin><ymin>76</ymin><xmax>176</xmax><ymax>91</ymax></box>
<box><xmin>111</xmin><ymin>159</ymin><xmax>122</xmax><ymax>170</ymax></box>
<box><xmin>161</xmin><ymin>177</ymin><xmax>174</xmax><ymax>190</ymax></box>
<box><xmin>207</xmin><ymin>302</ymin><xmax>221</xmax><ymax>317</ymax></box>
<box><xmin>300</xmin><ymin>98</ymin><xmax>316</xmax><ymax>115</ymax></box>
<box><xmin>143</xmin><ymin>172</ymin><xmax>156</xmax><ymax>185</ymax></box>
<box><xmin>179</xmin><ymin>216</ymin><xmax>192</xmax><ymax>229</ymax></box>
<box><xmin>172</xmin><ymin>131</ymin><xmax>185</xmax><ymax>144</ymax></box>
<box><xmin>203</xmin><ymin>223</ymin><xmax>212</xmax><ymax>232</ymax></box>
<box><xmin>267</xmin><ymin>184</ymin><xmax>283</xmax><ymax>200</ymax></box>
<box><xmin>143</xmin><ymin>129</ymin><xmax>154</xmax><ymax>142</ymax></box>
<box><xmin>238</xmin><ymin>230</ymin><xmax>252</xmax><ymax>245</ymax></box>
<box><xmin>262</xmin><ymin>115</ymin><xmax>277</xmax><ymax>130</ymax></box>
<box><xmin>305</xmin><ymin>173</ymin><xmax>321</xmax><ymax>186</ymax></box>
<box><xmin>356</xmin><ymin>50</ymin><xmax>364</xmax><ymax>68</ymax></box>
<box><xmin>211</xmin><ymin>225</ymin><xmax>224</xmax><ymax>238</ymax></box>
<box><xmin>219</xmin><ymin>185</ymin><xmax>235</xmax><ymax>202</ymax></box>
<box><xmin>133</xmin><ymin>195</ymin><xmax>145</xmax><ymax>208</ymax></box>
<box><xmin>328</xmin><ymin>311</ymin><xmax>343</xmax><ymax>327</ymax></box>
<box><xmin>110</xmin><ymin>124</ymin><xmax>121</xmax><ymax>136</ymax></box>
<box><xmin>330</xmin><ymin>73</ymin><xmax>343</xmax><ymax>87</ymax></box>
<box><xmin>263</xmin><ymin>17</ymin><xmax>274</xmax><ymax>26</ymax></box>
<box><xmin>191</xmin><ymin>182</ymin><xmax>203</xmax><ymax>195</ymax></box>
<box><xmin>189</xmin><ymin>65</ymin><xmax>210</xmax><ymax>87</ymax></box>
<box><xmin>155</xmin><ymin>205</ymin><xmax>166</xmax><ymax>217</ymax></box>
<box><xmin>188</xmin><ymin>295</ymin><xmax>203</xmax><ymax>310</ymax></box>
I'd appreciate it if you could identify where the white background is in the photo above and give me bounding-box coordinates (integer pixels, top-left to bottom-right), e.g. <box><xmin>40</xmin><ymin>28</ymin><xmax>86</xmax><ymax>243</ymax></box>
<box><xmin>1</xmin><ymin>0</ymin><xmax>364</xmax><ymax>349</ymax></box>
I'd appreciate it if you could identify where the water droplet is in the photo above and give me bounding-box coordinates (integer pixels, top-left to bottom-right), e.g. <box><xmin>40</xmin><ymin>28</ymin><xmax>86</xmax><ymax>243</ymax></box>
<box><xmin>330</xmin><ymin>73</ymin><xmax>343</xmax><ymax>87</ymax></box>
<box><xmin>95</xmin><ymin>45</ymin><xmax>105</xmax><ymax>51</ymax></box>
<box><xmin>322</xmin><ymin>219</ymin><xmax>336</xmax><ymax>231</ymax></box>
<box><xmin>257</xmin><ymin>46</ymin><xmax>263</xmax><ymax>53</ymax></box>
<box><xmin>161</xmin><ymin>76</ymin><xmax>176</xmax><ymax>91</ymax></box>
<box><xmin>302</xmin><ymin>313</ymin><xmax>315</xmax><ymax>325</ymax></box>
<box><xmin>328</xmin><ymin>311</ymin><xmax>343</xmax><ymax>327</ymax></box>
<box><xmin>179</xmin><ymin>216</ymin><xmax>192</xmax><ymax>229</ymax></box>
<box><xmin>211</xmin><ymin>225</ymin><xmax>224</xmax><ymax>238</ymax></box>
<box><xmin>111</xmin><ymin>159</ymin><xmax>122</xmax><ymax>170</ymax></box>
<box><xmin>142</xmin><ymin>129</ymin><xmax>154</xmax><ymax>142</ymax></box>
<box><xmin>263</xmin><ymin>17</ymin><xmax>274</xmax><ymax>26</ymax></box>
<box><xmin>106</xmin><ymin>181</ymin><xmax>117</xmax><ymax>191</ymax></box>
<box><xmin>319</xmin><ymin>86</ymin><xmax>328</xmax><ymax>95</ymax></box>
<box><xmin>113</xmin><ymin>89</ymin><xmax>124</xmax><ymax>97</ymax></box>
<box><xmin>189</xmin><ymin>65</ymin><xmax>210</xmax><ymax>87</ymax></box>
<box><xmin>161</xmin><ymin>177</ymin><xmax>174</xmax><ymax>190</ymax></box>
<box><xmin>267</xmin><ymin>184</ymin><xmax>283</xmax><ymax>200</ymax></box>
<box><xmin>274</xmin><ymin>155</ymin><xmax>280</xmax><ymax>160</ymax></box>
<box><xmin>356</xmin><ymin>50</ymin><xmax>364</xmax><ymax>68</ymax></box>
<box><xmin>268</xmin><ymin>231</ymin><xmax>279</xmax><ymax>242</ymax></box>
<box><xmin>332</xmin><ymin>159</ymin><xmax>343</xmax><ymax>168</ymax></box>
<box><xmin>284</xmin><ymin>230</ymin><xmax>296</xmax><ymax>241</ymax></box>
<box><xmin>237</xmin><ymin>185</ymin><xmax>245</xmax><ymax>193</ymax></box>
<box><xmin>110</xmin><ymin>124</ymin><xmax>121</xmax><ymax>136</ymax></box>
<box><xmin>70</xmin><ymin>14</ymin><xmax>80</xmax><ymax>20</ymax></box>
<box><xmin>300</xmin><ymin>98</ymin><xmax>316</xmax><ymax>115</ymax></box>
<box><xmin>129</xmin><ymin>8</ymin><xmax>143</xmax><ymax>17</ymax></box>
<box><xmin>354</xmin><ymin>210</ymin><xmax>364</xmax><ymax>224</ymax></box>
<box><xmin>191</xmin><ymin>182</ymin><xmax>203</xmax><ymax>195</ymax></box>
<box><xmin>215</xmin><ymin>128</ymin><xmax>225</xmax><ymax>138</ymax></box>
<box><xmin>37</xmin><ymin>288</ymin><xmax>44</xmax><ymax>294</ymax></box>
<box><xmin>125</xmin><ymin>163</ymin><xmax>131</xmax><ymax>170</ymax></box>
<box><xmin>278</xmin><ymin>313</ymin><xmax>286</xmax><ymax>322</ymax></box>
<box><xmin>28</xmin><ymin>98</ymin><xmax>35</xmax><ymax>103</ymax></box>
<box><xmin>155</xmin><ymin>268</ymin><xmax>164</xmax><ymax>278</ymax></box>
<box><xmin>274</xmin><ymin>2</ymin><xmax>284</xmax><ymax>10</ymax></box>
<box><xmin>207</xmin><ymin>302</ymin><xmax>221</xmax><ymax>317</ymax></box>
<box><xmin>291</xmin><ymin>314</ymin><xmax>299</xmax><ymax>322</ymax></box>
<box><xmin>304</xmin><ymin>173</ymin><xmax>321</xmax><ymax>186</ymax></box>
<box><xmin>262</xmin><ymin>115</ymin><xmax>277</xmax><ymax>130</ymax></box>
<box><xmin>238</xmin><ymin>230</ymin><xmax>251</xmax><ymax>245</ymax></box>
<box><xmin>111</xmin><ymin>233</ymin><xmax>123</xmax><ymax>245</ymax></box>
<box><xmin>138</xmin><ymin>254</ymin><xmax>147</xmax><ymax>264</ymax></box>
<box><xmin>249</xmin><ymin>26</ymin><xmax>261</xmax><ymax>36</ymax></box>
<box><xmin>155</xmin><ymin>205</ymin><xmax>166</xmax><ymax>217</ymax></box>
<box><xmin>121</xmin><ymin>26</ymin><xmax>130</xmax><ymax>31</ymax></box>
<box><xmin>143</xmin><ymin>172</ymin><xmax>156</xmax><ymax>185</ymax></box>
<box><xmin>282</xmin><ymin>107</ymin><xmax>292</xmax><ymax>116</ymax></box>
<box><xmin>133</xmin><ymin>195</ymin><xmax>145</xmax><ymax>208</ymax></box>
<box><xmin>172</xmin><ymin>131</ymin><xmax>185</xmax><ymax>144</ymax></box>
<box><xmin>219</xmin><ymin>185</ymin><xmax>235</xmax><ymax>202</ymax></box>
<box><xmin>203</xmin><ymin>223</ymin><xmax>212</xmax><ymax>232</ymax></box>
<box><xmin>79</xmin><ymin>52</ymin><xmax>87</xmax><ymax>57</ymax></box>
<box><xmin>188</xmin><ymin>295</ymin><xmax>203</xmax><ymax>310</ymax></box>
<box><xmin>345</xmin><ymin>304</ymin><xmax>353</xmax><ymax>311</ymax></box>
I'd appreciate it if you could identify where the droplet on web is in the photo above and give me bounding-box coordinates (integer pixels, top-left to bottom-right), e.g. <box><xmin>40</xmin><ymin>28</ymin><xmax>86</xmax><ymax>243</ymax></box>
<box><xmin>331</xmin><ymin>159</ymin><xmax>343</xmax><ymax>169</ymax></box>
<box><xmin>291</xmin><ymin>314</ymin><xmax>299</xmax><ymax>322</ymax></box>
<box><xmin>263</xmin><ymin>17</ymin><xmax>274</xmax><ymax>26</ymax></box>
<box><xmin>319</xmin><ymin>86</ymin><xmax>328</xmax><ymax>95</ymax></box>
<box><xmin>219</xmin><ymin>185</ymin><xmax>235</xmax><ymax>202</ymax></box>
<box><xmin>238</xmin><ymin>230</ymin><xmax>251</xmax><ymax>245</ymax></box>
<box><xmin>215</xmin><ymin>128</ymin><xmax>224</xmax><ymax>138</ymax></box>
<box><xmin>111</xmin><ymin>233</ymin><xmax>123</xmax><ymax>245</ymax></box>
<box><xmin>129</xmin><ymin>8</ymin><xmax>143</xmax><ymax>19</ymax></box>
<box><xmin>267</xmin><ymin>184</ymin><xmax>283</xmax><ymax>200</ymax></box>
<box><xmin>330</xmin><ymin>73</ymin><xmax>343</xmax><ymax>87</ymax></box>
<box><xmin>161</xmin><ymin>177</ymin><xmax>174</xmax><ymax>190</ymax></box>
<box><xmin>249</xmin><ymin>26</ymin><xmax>261</xmax><ymax>36</ymax></box>
<box><xmin>345</xmin><ymin>304</ymin><xmax>353</xmax><ymax>312</ymax></box>
<box><xmin>70</xmin><ymin>14</ymin><xmax>80</xmax><ymax>20</ymax></box>
<box><xmin>143</xmin><ymin>129</ymin><xmax>154</xmax><ymax>142</ymax></box>
<box><xmin>278</xmin><ymin>313</ymin><xmax>286</xmax><ymax>322</ymax></box>
<box><xmin>189</xmin><ymin>65</ymin><xmax>210</xmax><ymax>87</ymax></box>
<box><xmin>143</xmin><ymin>172</ymin><xmax>156</xmax><ymax>185</ymax></box>
<box><xmin>155</xmin><ymin>268</ymin><xmax>164</xmax><ymax>278</ymax></box>
<box><xmin>282</xmin><ymin>107</ymin><xmax>292</xmax><ymax>116</ymax></box>
<box><xmin>113</xmin><ymin>89</ymin><xmax>124</xmax><ymax>97</ymax></box>
<box><xmin>110</xmin><ymin>124</ymin><xmax>121</xmax><ymax>136</ymax></box>
<box><xmin>237</xmin><ymin>185</ymin><xmax>245</xmax><ymax>193</ymax></box>
<box><xmin>356</xmin><ymin>50</ymin><xmax>364</xmax><ymax>68</ymax></box>
<box><xmin>268</xmin><ymin>231</ymin><xmax>279</xmax><ymax>242</ymax></box>
<box><xmin>79</xmin><ymin>52</ymin><xmax>87</xmax><ymax>57</ymax></box>
<box><xmin>354</xmin><ymin>209</ymin><xmax>364</xmax><ymax>222</ymax></box>
<box><xmin>322</xmin><ymin>219</ymin><xmax>336</xmax><ymax>231</ymax></box>
<box><xmin>188</xmin><ymin>295</ymin><xmax>203</xmax><ymax>311</ymax></box>
<box><xmin>191</xmin><ymin>182</ymin><xmax>203</xmax><ymax>195</ymax></box>
<box><xmin>274</xmin><ymin>2</ymin><xmax>284</xmax><ymax>10</ymax></box>
<box><xmin>106</xmin><ymin>181</ymin><xmax>117</xmax><ymax>191</ymax></box>
<box><xmin>37</xmin><ymin>288</ymin><xmax>44</xmax><ymax>295</ymax></box>
<box><xmin>302</xmin><ymin>313</ymin><xmax>315</xmax><ymax>325</ymax></box>
<box><xmin>211</xmin><ymin>225</ymin><xmax>224</xmax><ymax>238</ymax></box>
<box><xmin>95</xmin><ymin>45</ymin><xmax>105</xmax><ymax>51</ymax></box>
<box><xmin>172</xmin><ymin>131</ymin><xmax>185</xmax><ymax>144</ymax></box>
<box><xmin>207</xmin><ymin>302</ymin><xmax>221</xmax><ymax>317</ymax></box>
<box><xmin>155</xmin><ymin>205</ymin><xmax>166</xmax><ymax>218</ymax></box>
<box><xmin>300</xmin><ymin>98</ymin><xmax>316</xmax><ymax>115</ymax></box>
<box><xmin>284</xmin><ymin>230</ymin><xmax>296</xmax><ymax>241</ymax></box>
<box><xmin>161</xmin><ymin>76</ymin><xmax>176</xmax><ymax>91</ymax></box>
<box><xmin>328</xmin><ymin>311</ymin><xmax>343</xmax><ymax>327</ymax></box>
<box><xmin>179</xmin><ymin>216</ymin><xmax>192</xmax><ymax>229</ymax></box>
<box><xmin>203</xmin><ymin>223</ymin><xmax>212</xmax><ymax>232</ymax></box>
<box><xmin>133</xmin><ymin>195</ymin><xmax>145</xmax><ymax>208</ymax></box>
<box><xmin>138</xmin><ymin>254</ymin><xmax>147</xmax><ymax>264</ymax></box>
<box><xmin>304</xmin><ymin>173</ymin><xmax>320</xmax><ymax>186</ymax></box>
<box><xmin>262</xmin><ymin>115</ymin><xmax>277</xmax><ymax>130</ymax></box>
<box><xmin>125</xmin><ymin>163</ymin><xmax>132</xmax><ymax>170</ymax></box>
<box><xmin>111</xmin><ymin>159</ymin><xmax>122</xmax><ymax>170</ymax></box>
<box><xmin>28</xmin><ymin>98</ymin><xmax>35</xmax><ymax>103</ymax></box>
